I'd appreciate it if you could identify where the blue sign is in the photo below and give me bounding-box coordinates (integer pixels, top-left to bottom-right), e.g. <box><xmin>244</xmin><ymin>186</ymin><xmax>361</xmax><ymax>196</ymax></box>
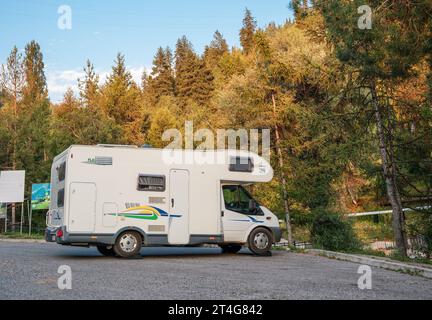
<box><xmin>31</xmin><ymin>183</ymin><xmax>51</xmax><ymax>210</ymax></box>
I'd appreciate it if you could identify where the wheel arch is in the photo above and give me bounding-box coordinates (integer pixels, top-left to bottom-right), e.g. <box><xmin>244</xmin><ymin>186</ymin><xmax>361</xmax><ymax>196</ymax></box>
<box><xmin>243</xmin><ymin>225</ymin><xmax>275</xmax><ymax>244</ymax></box>
<box><xmin>112</xmin><ymin>226</ymin><xmax>146</xmax><ymax>244</ymax></box>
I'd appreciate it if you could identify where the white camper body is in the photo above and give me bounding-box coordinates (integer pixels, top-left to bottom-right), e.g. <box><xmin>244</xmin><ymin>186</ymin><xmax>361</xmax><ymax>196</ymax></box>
<box><xmin>46</xmin><ymin>145</ymin><xmax>281</xmax><ymax>257</ymax></box>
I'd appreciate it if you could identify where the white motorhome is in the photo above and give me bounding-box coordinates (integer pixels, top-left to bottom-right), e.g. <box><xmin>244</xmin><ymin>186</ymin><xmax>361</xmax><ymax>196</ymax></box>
<box><xmin>45</xmin><ymin>145</ymin><xmax>281</xmax><ymax>258</ymax></box>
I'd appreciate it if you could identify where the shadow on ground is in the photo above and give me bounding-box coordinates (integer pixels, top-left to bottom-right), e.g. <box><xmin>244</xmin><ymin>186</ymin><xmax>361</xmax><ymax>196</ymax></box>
<box><xmin>49</xmin><ymin>246</ymin><xmax>261</xmax><ymax>260</ymax></box>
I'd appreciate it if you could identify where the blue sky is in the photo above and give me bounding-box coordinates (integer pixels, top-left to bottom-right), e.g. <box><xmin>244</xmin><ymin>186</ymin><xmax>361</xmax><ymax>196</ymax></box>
<box><xmin>0</xmin><ymin>0</ymin><xmax>293</xmax><ymax>102</ymax></box>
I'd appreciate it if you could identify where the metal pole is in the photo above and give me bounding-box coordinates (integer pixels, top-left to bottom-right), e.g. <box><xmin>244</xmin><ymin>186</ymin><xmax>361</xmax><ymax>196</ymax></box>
<box><xmin>20</xmin><ymin>202</ymin><xmax>24</xmax><ymax>234</ymax></box>
<box><xmin>4</xmin><ymin>202</ymin><xmax>8</xmax><ymax>233</ymax></box>
<box><xmin>27</xmin><ymin>200</ymin><xmax>30</xmax><ymax>234</ymax></box>
<box><xmin>28</xmin><ymin>201</ymin><xmax>32</xmax><ymax>236</ymax></box>
<box><xmin>11</xmin><ymin>202</ymin><xmax>15</xmax><ymax>233</ymax></box>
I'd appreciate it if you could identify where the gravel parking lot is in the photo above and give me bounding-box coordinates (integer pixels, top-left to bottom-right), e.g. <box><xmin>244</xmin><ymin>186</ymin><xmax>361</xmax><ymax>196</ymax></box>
<box><xmin>0</xmin><ymin>241</ymin><xmax>431</xmax><ymax>300</ymax></box>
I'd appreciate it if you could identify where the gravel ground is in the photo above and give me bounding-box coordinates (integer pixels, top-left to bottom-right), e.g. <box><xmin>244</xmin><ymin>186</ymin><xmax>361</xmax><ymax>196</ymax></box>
<box><xmin>0</xmin><ymin>241</ymin><xmax>431</xmax><ymax>300</ymax></box>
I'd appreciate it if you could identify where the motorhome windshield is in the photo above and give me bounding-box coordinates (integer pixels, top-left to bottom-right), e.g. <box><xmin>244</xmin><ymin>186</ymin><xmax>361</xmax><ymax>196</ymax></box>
<box><xmin>222</xmin><ymin>185</ymin><xmax>262</xmax><ymax>215</ymax></box>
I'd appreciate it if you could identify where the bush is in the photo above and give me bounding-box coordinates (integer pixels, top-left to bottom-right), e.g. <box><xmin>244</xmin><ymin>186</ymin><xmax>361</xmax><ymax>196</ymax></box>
<box><xmin>353</xmin><ymin>218</ymin><xmax>393</xmax><ymax>243</ymax></box>
<box><xmin>310</xmin><ymin>208</ymin><xmax>361</xmax><ymax>251</ymax></box>
<box><xmin>406</xmin><ymin>210</ymin><xmax>432</xmax><ymax>258</ymax></box>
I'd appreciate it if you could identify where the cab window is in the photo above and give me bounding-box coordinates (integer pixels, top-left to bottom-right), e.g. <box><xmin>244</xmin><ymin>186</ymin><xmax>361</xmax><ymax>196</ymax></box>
<box><xmin>222</xmin><ymin>185</ymin><xmax>262</xmax><ymax>215</ymax></box>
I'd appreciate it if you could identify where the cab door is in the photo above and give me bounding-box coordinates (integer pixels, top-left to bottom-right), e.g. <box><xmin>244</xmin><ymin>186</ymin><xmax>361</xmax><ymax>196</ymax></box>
<box><xmin>221</xmin><ymin>185</ymin><xmax>263</xmax><ymax>242</ymax></box>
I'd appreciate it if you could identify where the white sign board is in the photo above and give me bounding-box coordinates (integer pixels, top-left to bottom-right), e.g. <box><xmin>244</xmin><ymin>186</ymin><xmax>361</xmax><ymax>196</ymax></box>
<box><xmin>0</xmin><ymin>170</ymin><xmax>25</xmax><ymax>203</ymax></box>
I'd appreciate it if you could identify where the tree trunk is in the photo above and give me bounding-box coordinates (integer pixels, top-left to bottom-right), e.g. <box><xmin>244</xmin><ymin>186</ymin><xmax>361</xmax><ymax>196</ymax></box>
<box><xmin>371</xmin><ymin>85</ymin><xmax>408</xmax><ymax>256</ymax></box>
<box><xmin>11</xmin><ymin>89</ymin><xmax>18</xmax><ymax>232</ymax></box>
<box><xmin>272</xmin><ymin>93</ymin><xmax>293</xmax><ymax>245</ymax></box>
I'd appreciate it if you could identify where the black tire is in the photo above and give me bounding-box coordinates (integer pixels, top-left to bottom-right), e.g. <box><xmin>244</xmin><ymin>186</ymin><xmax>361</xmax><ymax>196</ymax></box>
<box><xmin>219</xmin><ymin>244</ymin><xmax>242</xmax><ymax>254</ymax></box>
<box><xmin>96</xmin><ymin>245</ymin><xmax>116</xmax><ymax>257</ymax></box>
<box><xmin>248</xmin><ymin>227</ymin><xmax>273</xmax><ymax>256</ymax></box>
<box><xmin>113</xmin><ymin>231</ymin><xmax>142</xmax><ymax>258</ymax></box>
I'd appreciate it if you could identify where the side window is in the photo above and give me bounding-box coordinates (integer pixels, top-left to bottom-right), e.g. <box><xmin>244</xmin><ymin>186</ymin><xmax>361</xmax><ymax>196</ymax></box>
<box><xmin>223</xmin><ymin>186</ymin><xmax>238</xmax><ymax>211</ymax></box>
<box><xmin>137</xmin><ymin>174</ymin><xmax>165</xmax><ymax>192</ymax></box>
<box><xmin>238</xmin><ymin>187</ymin><xmax>252</xmax><ymax>211</ymax></box>
<box><xmin>58</xmin><ymin>162</ymin><xmax>66</xmax><ymax>182</ymax></box>
<box><xmin>57</xmin><ymin>188</ymin><xmax>65</xmax><ymax>207</ymax></box>
<box><xmin>222</xmin><ymin>185</ymin><xmax>262</xmax><ymax>215</ymax></box>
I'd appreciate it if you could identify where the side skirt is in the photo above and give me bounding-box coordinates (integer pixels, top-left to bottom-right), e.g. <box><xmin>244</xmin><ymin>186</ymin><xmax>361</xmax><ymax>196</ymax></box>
<box><xmin>58</xmin><ymin>233</ymin><xmax>224</xmax><ymax>246</ymax></box>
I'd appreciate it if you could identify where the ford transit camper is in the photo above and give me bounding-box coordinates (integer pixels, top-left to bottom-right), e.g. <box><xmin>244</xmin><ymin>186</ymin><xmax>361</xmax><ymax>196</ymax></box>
<box><xmin>45</xmin><ymin>145</ymin><xmax>281</xmax><ymax>257</ymax></box>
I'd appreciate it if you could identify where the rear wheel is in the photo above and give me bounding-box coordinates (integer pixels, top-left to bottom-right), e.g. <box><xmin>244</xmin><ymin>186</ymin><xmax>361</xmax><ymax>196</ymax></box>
<box><xmin>248</xmin><ymin>227</ymin><xmax>273</xmax><ymax>256</ymax></box>
<box><xmin>219</xmin><ymin>244</ymin><xmax>242</xmax><ymax>254</ymax></box>
<box><xmin>96</xmin><ymin>245</ymin><xmax>116</xmax><ymax>257</ymax></box>
<box><xmin>114</xmin><ymin>231</ymin><xmax>142</xmax><ymax>258</ymax></box>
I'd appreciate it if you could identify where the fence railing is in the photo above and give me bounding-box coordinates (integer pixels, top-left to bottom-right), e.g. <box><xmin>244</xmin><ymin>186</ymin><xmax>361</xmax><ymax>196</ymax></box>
<box><xmin>368</xmin><ymin>236</ymin><xmax>430</xmax><ymax>257</ymax></box>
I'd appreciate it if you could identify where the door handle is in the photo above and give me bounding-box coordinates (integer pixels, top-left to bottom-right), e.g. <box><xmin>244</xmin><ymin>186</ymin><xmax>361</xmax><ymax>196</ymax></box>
<box><xmin>171</xmin><ymin>198</ymin><xmax>174</xmax><ymax>208</ymax></box>
<box><xmin>221</xmin><ymin>211</ymin><xmax>224</xmax><ymax>217</ymax></box>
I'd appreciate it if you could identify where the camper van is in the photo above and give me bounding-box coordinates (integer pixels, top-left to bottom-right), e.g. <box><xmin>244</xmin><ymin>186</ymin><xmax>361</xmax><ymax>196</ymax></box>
<box><xmin>45</xmin><ymin>145</ymin><xmax>281</xmax><ymax>258</ymax></box>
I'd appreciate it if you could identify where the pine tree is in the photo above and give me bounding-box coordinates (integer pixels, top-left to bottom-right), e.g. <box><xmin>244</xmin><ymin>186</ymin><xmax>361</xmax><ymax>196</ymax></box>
<box><xmin>18</xmin><ymin>99</ymin><xmax>52</xmax><ymax>187</ymax></box>
<box><xmin>147</xmin><ymin>98</ymin><xmax>178</xmax><ymax>148</ymax></box>
<box><xmin>175</xmin><ymin>36</ymin><xmax>198</xmax><ymax>101</ymax></box>
<box><xmin>175</xmin><ymin>36</ymin><xmax>214</xmax><ymax>106</ymax></box>
<box><xmin>194</xmin><ymin>58</ymin><xmax>214</xmax><ymax>106</ymax></box>
<box><xmin>1</xmin><ymin>46</ymin><xmax>25</xmax><ymax>169</ymax></box>
<box><xmin>204</xmin><ymin>30</ymin><xmax>229</xmax><ymax>69</ymax></box>
<box><xmin>13</xmin><ymin>41</ymin><xmax>51</xmax><ymax>229</ymax></box>
<box><xmin>101</xmin><ymin>53</ymin><xmax>144</xmax><ymax>144</ymax></box>
<box><xmin>104</xmin><ymin>53</ymin><xmax>134</xmax><ymax>122</ymax></box>
<box><xmin>19</xmin><ymin>40</ymin><xmax>50</xmax><ymax>184</ymax></box>
<box><xmin>1</xmin><ymin>46</ymin><xmax>24</xmax><ymax>112</ymax></box>
<box><xmin>62</xmin><ymin>88</ymin><xmax>79</xmax><ymax>110</ymax></box>
<box><xmin>239</xmin><ymin>8</ymin><xmax>257</xmax><ymax>55</ymax></box>
<box><xmin>107</xmin><ymin>53</ymin><xmax>132</xmax><ymax>86</ymax></box>
<box><xmin>290</xmin><ymin>0</ymin><xmax>309</xmax><ymax>21</ymax></box>
<box><xmin>22</xmin><ymin>40</ymin><xmax>47</xmax><ymax>106</ymax></box>
<box><xmin>78</xmin><ymin>59</ymin><xmax>100</xmax><ymax>109</ymax></box>
<box><xmin>146</xmin><ymin>47</ymin><xmax>175</xmax><ymax>104</ymax></box>
<box><xmin>141</xmin><ymin>70</ymin><xmax>149</xmax><ymax>90</ymax></box>
<box><xmin>316</xmin><ymin>0</ymin><xmax>432</xmax><ymax>256</ymax></box>
<box><xmin>0</xmin><ymin>47</ymin><xmax>25</xmax><ymax>231</ymax></box>
<box><xmin>51</xmin><ymin>88</ymin><xmax>119</xmax><ymax>151</ymax></box>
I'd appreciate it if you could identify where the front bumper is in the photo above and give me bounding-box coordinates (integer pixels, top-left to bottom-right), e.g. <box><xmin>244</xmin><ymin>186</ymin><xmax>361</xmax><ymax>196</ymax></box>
<box><xmin>270</xmin><ymin>227</ymin><xmax>282</xmax><ymax>243</ymax></box>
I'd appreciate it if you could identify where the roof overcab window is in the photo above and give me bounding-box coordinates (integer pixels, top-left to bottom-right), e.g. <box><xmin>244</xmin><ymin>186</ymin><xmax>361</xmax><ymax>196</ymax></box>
<box><xmin>229</xmin><ymin>157</ymin><xmax>254</xmax><ymax>173</ymax></box>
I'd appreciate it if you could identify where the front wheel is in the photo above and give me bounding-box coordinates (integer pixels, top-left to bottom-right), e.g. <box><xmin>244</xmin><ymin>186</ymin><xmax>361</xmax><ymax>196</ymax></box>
<box><xmin>96</xmin><ymin>245</ymin><xmax>116</xmax><ymax>257</ymax></box>
<box><xmin>219</xmin><ymin>244</ymin><xmax>242</xmax><ymax>254</ymax></box>
<box><xmin>114</xmin><ymin>231</ymin><xmax>142</xmax><ymax>258</ymax></box>
<box><xmin>248</xmin><ymin>227</ymin><xmax>273</xmax><ymax>256</ymax></box>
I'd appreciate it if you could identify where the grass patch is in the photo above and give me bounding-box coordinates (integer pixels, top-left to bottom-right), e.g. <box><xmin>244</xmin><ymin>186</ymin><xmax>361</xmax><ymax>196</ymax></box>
<box><xmin>313</xmin><ymin>246</ymin><xmax>432</xmax><ymax>266</ymax></box>
<box><xmin>0</xmin><ymin>232</ymin><xmax>44</xmax><ymax>240</ymax></box>
<box><xmin>272</xmin><ymin>246</ymin><xmax>289</xmax><ymax>251</ymax></box>
<box><xmin>346</xmin><ymin>247</ymin><xmax>387</xmax><ymax>258</ymax></box>
<box><xmin>389</xmin><ymin>250</ymin><xmax>432</xmax><ymax>266</ymax></box>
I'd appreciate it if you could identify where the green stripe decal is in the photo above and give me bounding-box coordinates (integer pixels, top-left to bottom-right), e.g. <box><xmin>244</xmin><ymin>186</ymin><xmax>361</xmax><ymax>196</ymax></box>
<box><xmin>123</xmin><ymin>214</ymin><xmax>158</xmax><ymax>220</ymax></box>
